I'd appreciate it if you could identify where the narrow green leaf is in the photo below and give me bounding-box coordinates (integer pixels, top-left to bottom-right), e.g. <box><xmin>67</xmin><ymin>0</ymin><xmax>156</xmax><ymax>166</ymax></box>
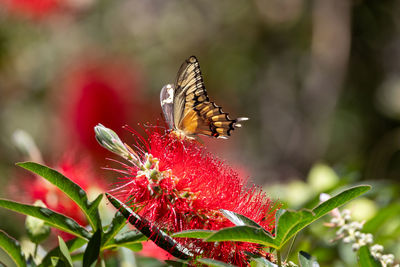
<box><xmin>245</xmin><ymin>252</ymin><xmax>278</xmax><ymax>266</ymax></box>
<box><xmin>281</xmin><ymin>185</ymin><xmax>371</xmax><ymax>247</ymax></box>
<box><xmin>312</xmin><ymin>186</ymin><xmax>371</xmax><ymax>217</ymax></box>
<box><xmin>119</xmin><ymin>243</ymin><xmax>143</xmax><ymax>252</ymax></box>
<box><xmin>58</xmin><ymin>237</ymin><xmax>73</xmax><ymax>267</ymax></box>
<box><xmin>298</xmin><ymin>251</ymin><xmax>319</xmax><ymax>267</ymax></box>
<box><xmin>106</xmin><ymin>193</ymin><xmax>193</xmax><ymax>260</ymax></box>
<box><xmin>0</xmin><ymin>230</ymin><xmax>26</xmax><ymax>267</ymax></box>
<box><xmin>50</xmin><ymin>257</ymin><xmax>59</xmax><ymax>266</ymax></box>
<box><xmin>358</xmin><ymin>246</ymin><xmax>381</xmax><ymax>267</ymax></box>
<box><xmin>17</xmin><ymin>162</ymin><xmax>102</xmax><ymax>231</ymax></box>
<box><xmin>102</xmin><ymin>211</ymin><xmax>126</xmax><ymax>246</ymax></box>
<box><xmin>220</xmin><ymin>209</ymin><xmax>264</xmax><ymax>228</ymax></box>
<box><xmin>103</xmin><ymin>230</ymin><xmax>147</xmax><ymax>250</ymax></box>
<box><xmin>172</xmin><ymin>230</ymin><xmax>215</xmax><ymax>239</ymax></box>
<box><xmin>83</xmin><ymin>229</ymin><xmax>102</xmax><ymax>267</ymax></box>
<box><xmin>71</xmin><ymin>253</ymin><xmax>84</xmax><ymax>262</ymax></box>
<box><xmin>196</xmin><ymin>258</ymin><xmax>236</xmax><ymax>267</ymax></box>
<box><xmin>206</xmin><ymin>225</ymin><xmax>275</xmax><ymax>247</ymax></box>
<box><xmin>39</xmin><ymin>237</ymin><xmax>86</xmax><ymax>267</ymax></box>
<box><xmin>165</xmin><ymin>260</ymin><xmax>189</xmax><ymax>267</ymax></box>
<box><xmin>0</xmin><ymin>199</ymin><xmax>90</xmax><ymax>240</ymax></box>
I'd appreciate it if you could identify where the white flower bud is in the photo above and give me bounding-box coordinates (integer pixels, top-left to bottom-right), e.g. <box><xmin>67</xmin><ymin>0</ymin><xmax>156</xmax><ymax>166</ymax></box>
<box><xmin>371</xmin><ymin>244</ymin><xmax>384</xmax><ymax>253</ymax></box>
<box><xmin>352</xmin><ymin>243</ymin><xmax>360</xmax><ymax>251</ymax></box>
<box><xmin>94</xmin><ymin>124</ymin><xmax>140</xmax><ymax>164</ymax></box>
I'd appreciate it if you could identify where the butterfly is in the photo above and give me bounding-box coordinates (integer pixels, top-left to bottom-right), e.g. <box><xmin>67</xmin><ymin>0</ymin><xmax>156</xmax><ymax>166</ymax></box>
<box><xmin>160</xmin><ymin>56</ymin><xmax>248</xmax><ymax>139</ymax></box>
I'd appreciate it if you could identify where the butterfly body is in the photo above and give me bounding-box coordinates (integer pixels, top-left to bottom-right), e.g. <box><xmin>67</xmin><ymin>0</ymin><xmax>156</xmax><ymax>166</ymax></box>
<box><xmin>160</xmin><ymin>56</ymin><xmax>248</xmax><ymax>139</ymax></box>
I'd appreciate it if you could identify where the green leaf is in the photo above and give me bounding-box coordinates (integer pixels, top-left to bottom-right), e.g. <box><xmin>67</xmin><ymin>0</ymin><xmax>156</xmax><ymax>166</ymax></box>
<box><xmin>39</xmin><ymin>238</ymin><xmax>86</xmax><ymax>267</ymax></box>
<box><xmin>0</xmin><ymin>199</ymin><xmax>91</xmax><ymax>240</ymax></box>
<box><xmin>358</xmin><ymin>246</ymin><xmax>382</xmax><ymax>267</ymax></box>
<box><xmin>58</xmin><ymin>237</ymin><xmax>73</xmax><ymax>267</ymax></box>
<box><xmin>50</xmin><ymin>257</ymin><xmax>59</xmax><ymax>266</ymax></box>
<box><xmin>83</xmin><ymin>229</ymin><xmax>102</xmax><ymax>267</ymax></box>
<box><xmin>245</xmin><ymin>252</ymin><xmax>278</xmax><ymax>266</ymax></box>
<box><xmin>207</xmin><ymin>185</ymin><xmax>370</xmax><ymax>249</ymax></box>
<box><xmin>196</xmin><ymin>258</ymin><xmax>236</xmax><ymax>267</ymax></box>
<box><xmin>220</xmin><ymin>209</ymin><xmax>264</xmax><ymax>228</ymax></box>
<box><xmin>172</xmin><ymin>230</ymin><xmax>215</xmax><ymax>239</ymax></box>
<box><xmin>0</xmin><ymin>230</ymin><xmax>26</xmax><ymax>267</ymax></box>
<box><xmin>363</xmin><ymin>203</ymin><xmax>400</xmax><ymax>233</ymax></box>
<box><xmin>17</xmin><ymin>162</ymin><xmax>102</xmax><ymax>231</ymax></box>
<box><xmin>119</xmin><ymin>243</ymin><xmax>143</xmax><ymax>252</ymax></box>
<box><xmin>165</xmin><ymin>260</ymin><xmax>189</xmax><ymax>267</ymax></box>
<box><xmin>298</xmin><ymin>251</ymin><xmax>319</xmax><ymax>267</ymax></box>
<box><xmin>102</xmin><ymin>211</ymin><xmax>126</xmax><ymax>246</ymax></box>
<box><xmin>103</xmin><ymin>230</ymin><xmax>147</xmax><ymax>250</ymax></box>
<box><xmin>207</xmin><ymin>225</ymin><xmax>275</xmax><ymax>246</ymax></box>
<box><xmin>106</xmin><ymin>193</ymin><xmax>193</xmax><ymax>260</ymax></box>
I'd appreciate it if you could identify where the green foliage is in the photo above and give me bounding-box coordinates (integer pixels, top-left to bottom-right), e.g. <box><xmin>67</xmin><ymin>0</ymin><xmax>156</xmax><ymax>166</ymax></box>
<box><xmin>17</xmin><ymin>162</ymin><xmax>102</xmax><ymax>231</ymax></box>
<box><xmin>39</xmin><ymin>237</ymin><xmax>87</xmax><ymax>267</ymax></box>
<box><xmin>82</xmin><ymin>229</ymin><xmax>102</xmax><ymax>267</ymax></box>
<box><xmin>0</xmin><ymin>198</ymin><xmax>91</xmax><ymax>239</ymax></box>
<box><xmin>0</xmin><ymin>163</ymin><xmax>147</xmax><ymax>267</ymax></box>
<box><xmin>58</xmin><ymin>236</ymin><xmax>74</xmax><ymax>267</ymax></box>
<box><xmin>171</xmin><ymin>230</ymin><xmax>215</xmax><ymax>239</ymax></box>
<box><xmin>0</xmin><ymin>230</ymin><xmax>26</xmax><ymax>267</ymax></box>
<box><xmin>358</xmin><ymin>246</ymin><xmax>382</xmax><ymax>267</ymax></box>
<box><xmin>174</xmin><ymin>185</ymin><xmax>370</xmax><ymax>250</ymax></box>
<box><xmin>196</xmin><ymin>258</ymin><xmax>236</xmax><ymax>267</ymax></box>
<box><xmin>0</xmin><ymin>162</ymin><xmax>380</xmax><ymax>267</ymax></box>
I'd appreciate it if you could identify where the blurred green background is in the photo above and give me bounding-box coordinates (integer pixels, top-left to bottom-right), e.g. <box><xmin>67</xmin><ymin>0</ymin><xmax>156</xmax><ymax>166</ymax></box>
<box><xmin>0</xmin><ymin>0</ymin><xmax>399</xmax><ymax>266</ymax></box>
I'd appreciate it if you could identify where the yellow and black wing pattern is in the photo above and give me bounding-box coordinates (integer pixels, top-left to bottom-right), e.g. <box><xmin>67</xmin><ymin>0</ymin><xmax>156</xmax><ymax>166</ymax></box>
<box><xmin>160</xmin><ymin>56</ymin><xmax>248</xmax><ymax>139</ymax></box>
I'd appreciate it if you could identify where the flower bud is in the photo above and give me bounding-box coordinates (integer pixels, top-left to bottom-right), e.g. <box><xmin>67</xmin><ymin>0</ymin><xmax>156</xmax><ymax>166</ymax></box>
<box><xmin>94</xmin><ymin>124</ymin><xmax>139</xmax><ymax>163</ymax></box>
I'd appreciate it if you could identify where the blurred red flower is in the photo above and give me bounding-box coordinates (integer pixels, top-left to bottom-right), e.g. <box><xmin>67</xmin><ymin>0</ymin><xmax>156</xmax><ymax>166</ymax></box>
<box><xmin>110</xmin><ymin>128</ymin><xmax>278</xmax><ymax>266</ymax></box>
<box><xmin>2</xmin><ymin>0</ymin><xmax>59</xmax><ymax>19</ymax></box>
<box><xmin>2</xmin><ymin>0</ymin><xmax>95</xmax><ymax>19</ymax></box>
<box><xmin>139</xmin><ymin>241</ymin><xmax>174</xmax><ymax>261</ymax></box>
<box><xmin>56</xmin><ymin>56</ymin><xmax>149</xmax><ymax>163</ymax></box>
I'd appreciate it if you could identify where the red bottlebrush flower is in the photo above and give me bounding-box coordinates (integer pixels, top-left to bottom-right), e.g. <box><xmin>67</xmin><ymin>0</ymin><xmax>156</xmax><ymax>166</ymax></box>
<box><xmin>55</xmin><ymin>56</ymin><xmax>149</xmax><ymax>163</ymax></box>
<box><xmin>98</xmin><ymin>125</ymin><xmax>278</xmax><ymax>266</ymax></box>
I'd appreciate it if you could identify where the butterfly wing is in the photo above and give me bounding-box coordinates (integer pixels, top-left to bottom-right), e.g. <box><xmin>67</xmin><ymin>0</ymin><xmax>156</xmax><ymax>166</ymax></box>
<box><xmin>173</xmin><ymin>56</ymin><xmax>248</xmax><ymax>138</ymax></box>
<box><xmin>160</xmin><ymin>84</ymin><xmax>175</xmax><ymax>130</ymax></box>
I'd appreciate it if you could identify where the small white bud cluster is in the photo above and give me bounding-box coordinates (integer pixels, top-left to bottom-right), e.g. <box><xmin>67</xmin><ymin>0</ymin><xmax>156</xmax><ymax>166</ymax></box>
<box><xmin>370</xmin><ymin>245</ymin><xmax>397</xmax><ymax>267</ymax></box>
<box><xmin>322</xmin><ymin>194</ymin><xmax>398</xmax><ymax>267</ymax></box>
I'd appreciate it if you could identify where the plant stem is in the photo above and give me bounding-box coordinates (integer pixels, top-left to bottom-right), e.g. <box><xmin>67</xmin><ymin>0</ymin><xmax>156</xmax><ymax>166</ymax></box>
<box><xmin>34</xmin><ymin>244</ymin><xmax>38</xmax><ymax>258</ymax></box>
<box><xmin>277</xmin><ymin>250</ymin><xmax>282</xmax><ymax>267</ymax></box>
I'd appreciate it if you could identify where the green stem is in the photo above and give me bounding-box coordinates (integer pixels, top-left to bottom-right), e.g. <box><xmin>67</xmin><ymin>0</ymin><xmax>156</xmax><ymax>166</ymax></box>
<box><xmin>34</xmin><ymin>243</ymin><xmax>38</xmax><ymax>258</ymax></box>
<box><xmin>277</xmin><ymin>250</ymin><xmax>282</xmax><ymax>267</ymax></box>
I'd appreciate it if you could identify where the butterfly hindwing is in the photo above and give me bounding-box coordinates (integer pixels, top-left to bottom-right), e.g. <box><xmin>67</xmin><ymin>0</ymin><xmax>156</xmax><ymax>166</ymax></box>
<box><xmin>160</xmin><ymin>84</ymin><xmax>175</xmax><ymax>130</ymax></box>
